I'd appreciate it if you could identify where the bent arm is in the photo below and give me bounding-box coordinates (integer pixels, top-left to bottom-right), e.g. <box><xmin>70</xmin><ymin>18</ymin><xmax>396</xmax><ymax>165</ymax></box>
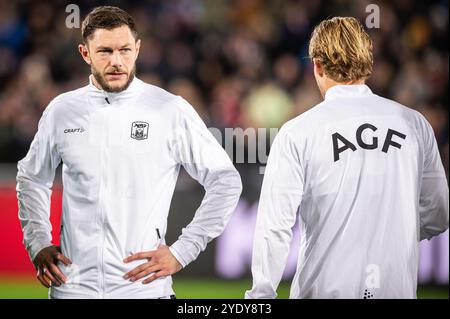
<box><xmin>169</xmin><ymin>98</ymin><xmax>242</xmax><ymax>267</ymax></box>
<box><xmin>16</xmin><ymin>105</ymin><xmax>60</xmax><ymax>262</ymax></box>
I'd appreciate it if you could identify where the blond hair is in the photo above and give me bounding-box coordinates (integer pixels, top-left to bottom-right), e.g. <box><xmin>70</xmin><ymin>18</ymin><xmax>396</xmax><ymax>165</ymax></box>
<box><xmin>309</xmin><ymin>17</ymin><xmax>373</xmax><ymax>82</ymax></box>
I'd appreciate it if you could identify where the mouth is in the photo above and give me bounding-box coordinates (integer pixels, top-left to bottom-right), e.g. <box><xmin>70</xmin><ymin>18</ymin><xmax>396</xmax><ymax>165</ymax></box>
<box><xmin>106</xmin><ymin>72</ymin><xmax>126</xmax><ymax>80</ymax></box>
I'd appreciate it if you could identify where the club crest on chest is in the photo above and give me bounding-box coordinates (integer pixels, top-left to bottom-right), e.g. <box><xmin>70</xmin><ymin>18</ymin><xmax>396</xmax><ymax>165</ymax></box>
<box><xmin>130</xmin><ymin>121</ymin><xmax>149</xmax><ymax>140</ymax></box>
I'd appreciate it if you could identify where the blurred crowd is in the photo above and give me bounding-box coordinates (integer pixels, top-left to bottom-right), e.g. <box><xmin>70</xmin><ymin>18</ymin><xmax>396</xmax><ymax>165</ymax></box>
<box><xmin>0</xmin><ymin>0</ymin><xmax>448</xmax><ymax>184</ymax></box>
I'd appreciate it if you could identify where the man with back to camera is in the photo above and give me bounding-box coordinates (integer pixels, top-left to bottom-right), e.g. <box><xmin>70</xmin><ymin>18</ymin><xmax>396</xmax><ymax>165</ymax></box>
<box><xmin>245</xmin><ymin>17</ymin><xmax>449</xmax><ymax>299</ymax></box>
<box><xmin>16</xmin><ymin>6</ymin><xmax>242</xmax><ymax>299</ymax></box>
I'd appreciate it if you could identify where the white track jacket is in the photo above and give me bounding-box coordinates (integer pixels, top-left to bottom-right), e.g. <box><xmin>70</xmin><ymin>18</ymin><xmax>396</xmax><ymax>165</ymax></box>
<box><xmin>246</xmin><ymin>85</ymin><xmax>449</xmax><ymax>299</ymax></box>
<box><xmin>17</xmin><ymin>76</ymin><xmax>242</xmax><ymax>298</ymax></box>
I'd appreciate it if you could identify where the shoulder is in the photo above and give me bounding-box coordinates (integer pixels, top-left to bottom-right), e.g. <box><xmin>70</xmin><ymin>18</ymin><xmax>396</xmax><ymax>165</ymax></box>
<box><xmin>138</xmin><ymin>80</ymin><xmax>205</xmax><ymax>127</ymax></box>
<box><xmin>138</xmin><ymin>80</ymin><xmax>180</xmax><ymax>107</ymax></box>
<box><xmin>373</xmin><ymin>94</ymin><xmax>421</xmax><ymax>118</ymax></box>
<box><xmin>280</xmin><ymin>100</ymin><xmax>329</xmax><ymax>136</ymax></box>
<box><xmin>40</xmin><ymin>85</ymin><xmax>89</xmax><ymax>120</ymax></box>
<box><xmin>52</xmin><ymin>85</ymin><xmax>88</xmax><ymax>106</ymax></box>
<box><xmin>141</xmin><ymin>81</ymin><xmax>202</xmax><ymax>119</ymax></box>
<box><xmin>138</xmin><ymin>80</ymin><xmax>200</xmax><ymax>117</ymax></box>
<box><xmin>373</xmin><ymin>94</ymin><xmax>433</xmax><ymax>136</ymax></box>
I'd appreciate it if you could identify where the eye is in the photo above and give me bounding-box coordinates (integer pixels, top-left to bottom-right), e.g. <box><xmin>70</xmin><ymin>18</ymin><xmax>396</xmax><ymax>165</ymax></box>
<box><xmin>120</xmin><ymin>48</ymin><xmax>132</xmax><ymax>52</ymax></box>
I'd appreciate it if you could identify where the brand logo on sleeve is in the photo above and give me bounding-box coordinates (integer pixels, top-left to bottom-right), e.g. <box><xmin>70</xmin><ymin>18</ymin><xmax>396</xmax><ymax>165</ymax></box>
<box><xmin>131</xmin><ymin>121</ymin><xmax>149</xmax><ymax>140</ymax></box>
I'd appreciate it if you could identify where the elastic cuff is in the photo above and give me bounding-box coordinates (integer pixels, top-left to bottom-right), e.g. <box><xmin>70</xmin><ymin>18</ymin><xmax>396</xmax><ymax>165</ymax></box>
<box><xmin>169</xmin><ymin>242</ymin><xmax>188</xmax><ymax>268</ymax></box>
<box><xmin>29</xmin><ymin>242</ymin><xmax>53</xmax><ymax>262</ymax></box>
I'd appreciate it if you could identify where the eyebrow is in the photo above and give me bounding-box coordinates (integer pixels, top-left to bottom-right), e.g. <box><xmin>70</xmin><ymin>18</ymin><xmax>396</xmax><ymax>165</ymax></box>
<box><xmin>96</xmin><ymin>44</ymin><xmax>131</xmax><ymax>51</ymax></box>
<box><xmin>96</xmin><ymin>46</ymin><xmax>113</xmax><ymax>51</ymax></box>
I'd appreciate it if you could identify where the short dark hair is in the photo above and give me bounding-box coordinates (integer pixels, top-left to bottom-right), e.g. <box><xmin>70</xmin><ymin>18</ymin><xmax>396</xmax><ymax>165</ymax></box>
<box><xmin>81</xmin><ymin>6</ymin><xmax>138</xmax><ymax>43</ymax></box>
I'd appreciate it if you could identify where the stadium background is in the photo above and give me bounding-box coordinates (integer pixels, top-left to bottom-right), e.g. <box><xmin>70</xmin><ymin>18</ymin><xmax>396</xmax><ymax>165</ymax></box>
<box><xmin>0</xmin><ymin>0</ymin><xmax>448</xmax><ymax>298</ymax></box>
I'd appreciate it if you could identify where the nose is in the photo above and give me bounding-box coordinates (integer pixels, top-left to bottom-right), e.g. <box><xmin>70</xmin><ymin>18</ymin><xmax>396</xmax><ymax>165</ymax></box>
<box><xmin>110</xmin><ymin>51</ymin><xmax>123</xmax><ymax>68</ymax></box>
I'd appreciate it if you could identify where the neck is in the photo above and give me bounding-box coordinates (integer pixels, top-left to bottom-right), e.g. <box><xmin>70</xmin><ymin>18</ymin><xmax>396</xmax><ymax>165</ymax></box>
<box><xmin>321</xmin><ymin>78</ymin><xmax>365</xmax><ymax>98</ymax></box>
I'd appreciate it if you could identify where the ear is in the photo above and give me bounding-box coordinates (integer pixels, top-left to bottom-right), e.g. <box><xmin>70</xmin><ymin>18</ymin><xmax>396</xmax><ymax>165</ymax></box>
<box><xmin>134</xmin><ymin>39</ymin><xmax>141</xmax><ymax>59</ymax></box>
<box><xmin>313</xmin><ymin>58</ymin><xmax>324</xmax><ymax>78</ymax></box>
<box><xmin>78</xmin><ymin>44</ymin><xmax>91</xmax><ymax>65</ymax></box>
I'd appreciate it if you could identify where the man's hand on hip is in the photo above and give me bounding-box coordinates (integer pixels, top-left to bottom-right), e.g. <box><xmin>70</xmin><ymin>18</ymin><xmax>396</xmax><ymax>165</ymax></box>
<box><xmin>33</xmin><ymin>245</ymin><xmax>72</xmax><ymax>288</ymax></box>
<box><xmin>123</xmin><ymin>245</ymin><xmax>182</xmax><ymax>284</ymax></box>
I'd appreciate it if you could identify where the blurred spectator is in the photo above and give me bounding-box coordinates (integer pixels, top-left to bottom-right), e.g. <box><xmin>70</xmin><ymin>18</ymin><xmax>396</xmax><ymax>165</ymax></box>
<box><xmin>241</xmin><ymin>82</ymin><xmax>294</xmax><ymax>129</ymax></box>
<box><xmin>0</xmin><ymin>0</ymin><xmax>448</xmax><ymax>186</ymax></box>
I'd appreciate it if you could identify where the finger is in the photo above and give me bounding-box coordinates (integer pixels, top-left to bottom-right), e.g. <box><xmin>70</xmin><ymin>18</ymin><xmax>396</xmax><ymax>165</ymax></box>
<box><xmin>43</xmin><ymin>266</ymin><xmax>61</xmax><ymax>286</ymax></box>
<box><xmin>43</xmin><ymin>272</ymin><xmax>54</xmax><ymax>287</ymax></box>
<box><xmin>37</xmin><ymin>274</ymin><xmax>50</xmax><ymax>288</ymax></box>
<box><xmin>123</xmin><ymin>261</ymin><xmax>154</xmax><ymax>279</ymax></box>
<box><xmin>142</xmin><ymin>270</ymin><xmax>168</xmax><ymax>285</ymax></box>
<box><xmin>37</xmin><ymin>268</ymin><xmax>51</xmax><ymax>288</ymax></box>
<box><xmin>49</xmin><ymin>263</ymin><xmax>67</xmax><ymax>284</ymax></box>
<box><xmin>55</xmin><ymin>253</ymin><xmax>72</xmax><ymax>266</ymax></box>
<box><xmin>123</xmin><ymin>251</ymin><xmax>155</xmax><ymax>263</ymax></box>
<box><xmin>130</xmin><ymin>264</ymin><xmax>161</xmax><ymax>282</ymax></box>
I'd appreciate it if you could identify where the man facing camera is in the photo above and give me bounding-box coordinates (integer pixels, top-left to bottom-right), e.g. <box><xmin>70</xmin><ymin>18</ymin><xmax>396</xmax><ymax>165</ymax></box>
<box><xmin>17</xmin><ymin>6</ymin><xmax>242</xmax><ymax>299</ymax></box>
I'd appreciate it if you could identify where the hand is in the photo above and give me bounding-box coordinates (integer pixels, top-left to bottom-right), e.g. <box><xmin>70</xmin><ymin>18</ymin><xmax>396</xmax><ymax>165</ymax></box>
<box><xmin>123</xmin><ymin>245</ymin><xmax>182</xmax><ymax>285</ymax></box>
<box><xmin>33</xmin><ymin>245</ymin><xmax>72</xmax><ymax>288</ymax></box>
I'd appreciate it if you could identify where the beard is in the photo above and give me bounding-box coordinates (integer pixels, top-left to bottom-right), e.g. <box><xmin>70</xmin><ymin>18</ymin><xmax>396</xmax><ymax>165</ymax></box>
<box><xmin>92</xmin><ymin>64</ymin><xmax>136</xmax><ymax>93</ymax></box>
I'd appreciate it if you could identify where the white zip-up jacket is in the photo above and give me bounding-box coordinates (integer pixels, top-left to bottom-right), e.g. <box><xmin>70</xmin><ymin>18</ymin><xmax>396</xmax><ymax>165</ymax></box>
<box><xmin>246</xmin><ymin>85</ymin><xmax>449</xmax><ymax>299</ymax></box>
<box><xmin>17</xmin><ymin>76</ymin><xmax>242</xmax><ymax>298</ymax></box>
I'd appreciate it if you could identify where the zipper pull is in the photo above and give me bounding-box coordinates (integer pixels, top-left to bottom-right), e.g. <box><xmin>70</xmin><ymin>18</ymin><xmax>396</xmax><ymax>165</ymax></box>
<box><xmin>105</xmin><ymin>97</ymin><xmax>110</xmax><ymax>104</ymax></box>
<box><xmin>156</xmin><ymin>228</ymin><xmax>162</xmax><ymax>247</ymax></box>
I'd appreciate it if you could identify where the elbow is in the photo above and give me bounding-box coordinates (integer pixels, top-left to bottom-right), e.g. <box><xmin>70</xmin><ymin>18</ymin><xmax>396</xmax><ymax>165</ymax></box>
<box><xmin>16</xmin><ymin>170</ymin><xmax>31</xmax><ymax>192</ymax></box>
<box><xmin>204</xmin><ymin>165</ymin><xmax>242</xmax><ymax>200</ymax></box>
<box><xmin>216</xmin><ymin>166</ymin><xmax>242</xmax><ymax>201</ymax></box>
<box><xmin>16</xmin><ymin>163</ymin><xmax>33</xmax><ymax>187</ymax></box>
<box><xmin>229</xmin><ymin>167</ymin><xmax>243</xmax><ymax>198</ymax></box>
<box><xmin>438</xmin><ymin>196</ymin><xmax>450</xmax><ymax>233</ymax></box>
<box><xmin>16</xmin><ymin>169</ymin><xmax>26</xmax><ymax>193</ymax></box>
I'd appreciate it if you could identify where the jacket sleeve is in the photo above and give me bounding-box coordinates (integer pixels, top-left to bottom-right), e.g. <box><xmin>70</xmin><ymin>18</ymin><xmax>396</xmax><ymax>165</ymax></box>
<box><xmin>16</xmin><ymin>102</ymin><xmax>61</xmax><ymax>262</ymax></box>
<box><xmin>419</xmin><ymin>117</ymin><xmax>449</xmax><ymax>241</ymax></box>
<box><xmin>245</xmin><ymin>128</ymin><xmax>304</xmax><ymax>299</ymax></box>
<box><xmin>168</xmin><ymin>97</ymin><xmax>242</xmax><ymax>267</ymax></box>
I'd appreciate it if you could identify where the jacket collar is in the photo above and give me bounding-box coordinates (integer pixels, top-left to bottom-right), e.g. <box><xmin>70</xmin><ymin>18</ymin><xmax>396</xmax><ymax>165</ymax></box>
<box><xmin>324</xmin><ymin>84</ymin><xmax>373</xmax><ymax>101</ymax></box>
<box><xmin>87</xmin><ymin>74</ymin><xmax>142</xmax><ymax>106</ymax></box>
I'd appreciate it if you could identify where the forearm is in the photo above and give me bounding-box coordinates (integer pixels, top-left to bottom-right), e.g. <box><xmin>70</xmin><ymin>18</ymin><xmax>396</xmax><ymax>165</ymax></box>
<box><xmin>246</xmin><ymin>226</ymin><xmax>293</xmax><ymax>299</ymax></box>
<box><xmin>17</xmin><ymin>171</ymin><xmax>54</xmax><ymax>262</ymax></box>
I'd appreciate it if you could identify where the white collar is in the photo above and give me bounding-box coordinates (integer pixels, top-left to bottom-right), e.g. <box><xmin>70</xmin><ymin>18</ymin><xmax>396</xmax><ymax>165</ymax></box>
<box><xmin>324</xmin><ymin>84</ymin><xmax>373</xmax><ymax>100</ymax></box>
<box><xmin>87</xmin><ymin>74</ymin><xmax>142</xmax><ymax>106</ymax></box>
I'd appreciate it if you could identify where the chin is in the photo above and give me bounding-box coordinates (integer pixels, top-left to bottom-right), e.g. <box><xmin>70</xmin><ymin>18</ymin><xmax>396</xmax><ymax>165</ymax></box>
<box><xmin>108</xmin><ymin>81</ymin><xmax>127</xmax><ymax>90</ymax></box>
<box><xmin>110</xmin><ymin>82</ymin><xmax>125</xmax><ymax>88</ymax></box>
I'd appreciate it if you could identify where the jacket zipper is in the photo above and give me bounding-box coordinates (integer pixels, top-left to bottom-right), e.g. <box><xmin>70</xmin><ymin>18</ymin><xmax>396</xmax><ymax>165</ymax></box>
<box><xmin>99</xmin><ymin>92</ymin><xmax>112</xmax><ymax>298</ymax></box>
<box><xmin>98</xmin><ymin>111</ymin><xmax>108</xmax><ymax>298</ymax></box>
